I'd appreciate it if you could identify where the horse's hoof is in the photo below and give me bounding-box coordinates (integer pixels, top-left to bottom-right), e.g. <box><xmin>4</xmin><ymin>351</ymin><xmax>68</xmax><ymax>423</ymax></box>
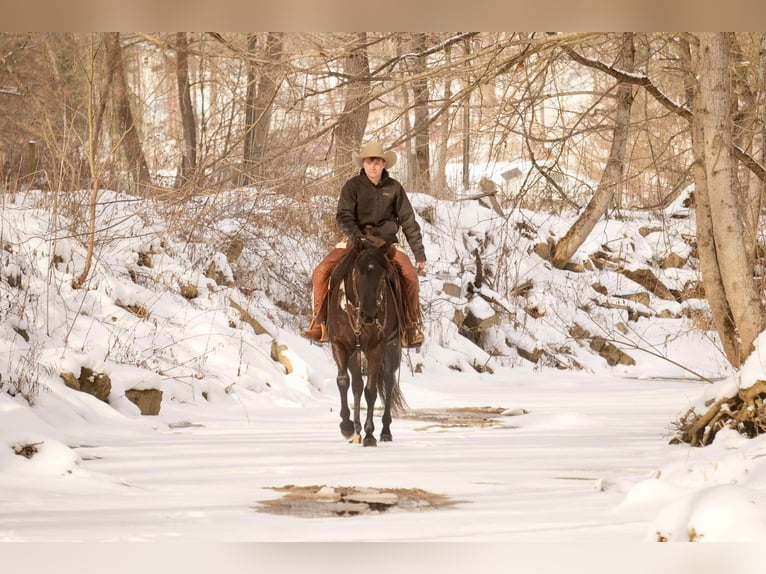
<box><xmin>380</xmin><ymin>433</ymin><xmax>392</xmax><ymax>442</ymax></box>
<box><xmin>350</xmin><ymin>435</ymin><xmax>361</xmax><ymax>444</ymax></box>
<box><xmin>340</xmin><ymin>421</ymin><xmax>355</xmax><ymax>439</ymax></box>
<box><xmin>363</xmin><ymin>436</ymin><xmax>377</xmax><ymax>447</ymax></box>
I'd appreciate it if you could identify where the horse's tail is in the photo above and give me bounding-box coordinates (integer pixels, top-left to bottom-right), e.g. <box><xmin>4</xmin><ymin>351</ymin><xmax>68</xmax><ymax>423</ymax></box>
<box><xmin>378</xmin><ymin>377</ymin><xmax>408</xmax><ymax>416</ymax></box>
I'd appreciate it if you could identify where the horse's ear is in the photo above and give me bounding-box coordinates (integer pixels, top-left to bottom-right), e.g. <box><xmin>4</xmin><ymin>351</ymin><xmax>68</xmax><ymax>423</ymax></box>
<box><xmin>353</xmin><ymin>237</ymin><xmax>365</xmax><ymax>252</ymax></box>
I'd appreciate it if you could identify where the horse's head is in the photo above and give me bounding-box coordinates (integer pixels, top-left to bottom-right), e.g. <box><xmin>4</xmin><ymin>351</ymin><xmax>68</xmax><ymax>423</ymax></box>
<box><xmin>352</xmin><ymin>243</ymin><xmax>391</xmax><ymax>326</ymax></box>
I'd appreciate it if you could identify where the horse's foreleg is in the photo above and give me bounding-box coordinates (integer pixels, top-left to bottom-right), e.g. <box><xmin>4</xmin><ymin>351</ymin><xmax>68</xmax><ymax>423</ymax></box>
<box><xmin>350</xmin><ymin>352</ymin><xmax>364</xmax><ymax>441</ymax></box>
<box><xmin>336</xmin><ymin>372</ymin><xmax>355</xmax><ymax>439</ymax></box>
<box><xmin>362</xmin><ymin>370</ymin><xmax>378</xmax><ymax>447</ymax></box>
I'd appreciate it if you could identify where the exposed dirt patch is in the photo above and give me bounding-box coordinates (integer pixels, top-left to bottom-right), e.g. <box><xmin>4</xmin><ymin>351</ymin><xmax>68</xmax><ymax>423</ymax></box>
<box><xmin>256</xmin><ymin>485</ymin><xmax>458</xmax><ymax>518</ymax></box>
<box><xmin>398</xmin><ymin>405</ymin><xmax>527</xmax><ymax>431</ymax></box>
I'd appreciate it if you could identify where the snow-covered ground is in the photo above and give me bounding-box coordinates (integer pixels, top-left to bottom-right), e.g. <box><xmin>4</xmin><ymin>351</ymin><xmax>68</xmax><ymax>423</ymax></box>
<box><xmin>2</xmin><ymin>186</ymin><xmax>766</xmax><ymax>571</ymax></box>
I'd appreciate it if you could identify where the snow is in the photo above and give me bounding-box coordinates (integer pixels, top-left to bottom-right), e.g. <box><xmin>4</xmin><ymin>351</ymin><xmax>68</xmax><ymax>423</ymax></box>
<box><xmin>1</xmin><ymin>187</ymin><xmax>766</xmax><ymax>571</ymax></box>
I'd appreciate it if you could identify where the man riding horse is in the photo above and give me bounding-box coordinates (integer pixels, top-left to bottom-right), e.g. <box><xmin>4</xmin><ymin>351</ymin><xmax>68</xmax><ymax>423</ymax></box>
<box><xmin>302</xmin><ymin>141</ymin><xmax>426</xmax><ymax>348</ymax></box>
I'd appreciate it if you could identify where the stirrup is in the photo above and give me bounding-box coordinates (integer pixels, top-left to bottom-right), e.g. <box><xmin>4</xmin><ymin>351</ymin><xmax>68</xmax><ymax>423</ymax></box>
<box><xmin>401</xmin><ymin>325</ymin><xmax>424</xmax><ymax>348</ymax></box>
<box><xmin>301</xmin><ymin>320</ymin><xmax>327</xmax><ymax>342</ymax></box>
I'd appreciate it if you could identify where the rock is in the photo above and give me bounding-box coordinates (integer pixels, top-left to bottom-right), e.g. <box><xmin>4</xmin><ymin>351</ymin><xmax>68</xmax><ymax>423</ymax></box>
<box><xmin>660</xmin><ymin>252</ymin><xmax>687</xmax><ymax>269</ymax></box>
<box><xmin>441</xmin><ymin>282</ymin><xmax>462</xmax><ymax>297</ymax></box>
<box><xmin>137</xmin><ymin>252</ymin><xmax>153</xmax><ymax>267</ymax></box>
<box><xmin>589</xmin><ymin>336</ymin><xmax>635</xmax><ymax>366</ymax></box>
<box><xmin>226</xmin><ymin>238</ymin><xmax>244</xmax><ymax>264</ymax></box>
<box><xmin>229</xmin><ymin>299</ymin><xmax>271</xmax><ymax>336</ymax></box>
<box><xmin>639</xmin><ymin>226</ymin><xmax>663</xmax><ymax>237</ymax></box>
<box><xmin>117</xmin><ymin>301</ymin><xmax>149</xmax><ymax>318</ymax></box>
<box><xmin>679</xmin><ymin>280</ymin><xmax>705</xmax><ymax>301</ymax></box>
<box><xmin>206</xmin><ymin>260</ymin><xmax>233</xmax><ymax>287</ymax></box>
<box><xmin>461</xmin><ymin>306</ymin><xmax>499</xmax><ymax>331</ymax></box>
<box><xmin>345</xmin><ymin>491</ymin><xmax>399</xmax><ymax>506</ymax></box>
<box><xmin>516</xmin><ymin>346</ymin><xmax>542</xmax><ymax>364</ymax></box>
<box><xmin>61</xmin><ymin>367</ymin><xmax>111</xmax><ymax>402</ymax></box>
<box><xmin>125</xmin><ymin>388</ymin><xmax>163</xmax><ymax>415</ymax></box>
<box><xmin>533</xmin><ymin>241</ymin><xmax>552</xmax><ymax>260</ymax></box>
<box><xmin>619</xmin><ymin>268</ymin><xmax>675</xmax><ymax>301</ymax></box>
<box><xmin>179</xmin><ymin>282</ymin><xmax>198</xmax><ymax>300</ymax></box>
<box><xmin>616</xmin><ymin>292</ymin><xmax>651</xmax><ymax>307</ymax></box>
<box><xmin>13</xmin><ymin>326</ymin><xmax>29</xmax><ymax>342</ymax></box>
<box><xmin>315</xmin><ymin>486</ymin><xmax>341</xmax><ymax>501</ymax></box>
<box><xmin>271</xmin><ymin>339</ymin><xmax>293</xmax><ymax>374</ymax></box>
<box><xmin>569</xmin><ymin>324</ymin><xmax>590</xmax><ymax>341</ymax></box>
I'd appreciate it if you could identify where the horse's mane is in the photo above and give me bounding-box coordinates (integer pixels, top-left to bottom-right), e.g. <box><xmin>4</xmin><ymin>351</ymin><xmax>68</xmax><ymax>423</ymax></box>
<box><xmin>329</xmin><ymin>246</ymin><xmax>360</xmax><ymax>288</ymax></box>
<box><xmin>330</xmin><ymin>241</ymin><xmax>397</xmax><ymax>287</ymax></box>
<box><xmin>328</xmin><ymin>241</ymin><xmax>405</xmax><ymax>338</ymax></box>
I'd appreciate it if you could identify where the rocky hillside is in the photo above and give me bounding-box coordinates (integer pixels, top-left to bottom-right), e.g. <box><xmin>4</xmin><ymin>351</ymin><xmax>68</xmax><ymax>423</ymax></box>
<box><xmin>0</xmin><ymin>187</ymin><xmax>728</xmax><ymax>421</ymax></box>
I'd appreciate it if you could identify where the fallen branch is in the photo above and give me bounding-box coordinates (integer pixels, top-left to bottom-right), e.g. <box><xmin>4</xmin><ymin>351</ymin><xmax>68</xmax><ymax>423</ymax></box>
<box><xmin>672</xmin><ymin>380</ymin><xmax>766</xmax><ymax>446</ymax></box>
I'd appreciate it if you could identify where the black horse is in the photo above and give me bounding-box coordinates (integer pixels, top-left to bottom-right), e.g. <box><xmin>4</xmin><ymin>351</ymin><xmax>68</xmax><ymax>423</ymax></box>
<box><xmin>326</xmin><ymin>239</ymin><xmax>407</xmax><ymax>447</ymax></box>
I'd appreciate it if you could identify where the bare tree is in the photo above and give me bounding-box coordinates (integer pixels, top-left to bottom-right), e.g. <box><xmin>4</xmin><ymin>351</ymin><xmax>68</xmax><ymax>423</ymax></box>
<box><xmin>104</xmin><ymin>32</ymin><xmax>152</xmax><ymax>193</ymax></box>
<box><xmin>410</xmin><ymin>33</ymin><xmax>431</xmax><ymax>194</ymax></box>
<box><xmin>551</xmin><ymin>33</ymin><xmax>636</xmax><ymax>268</ymax></box>
<box><xmin>253</xmin><ymin>32</ymin><xmax>284</xmax><ymax>182</ymax></box>
<box><xmin>175</xmin><ymin>32</ymin><xmax>198</xmax><ymax>188</ymax></box>
<box><xmin>694</xmin><ymin>32</ymin><xmax>765</xmax><ymax>367</ymax></box>
<box><xmin>331</xmin><ymin>32</ymin><xmax>371</xmax><ymax>179</ymax></box>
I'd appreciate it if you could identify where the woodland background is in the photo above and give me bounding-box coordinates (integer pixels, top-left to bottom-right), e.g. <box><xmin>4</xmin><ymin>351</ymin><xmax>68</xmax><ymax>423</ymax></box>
<box><xmin>2</xmin><ymin>32</ymin><xmax>766</xmax><ymax>382</ymax></box>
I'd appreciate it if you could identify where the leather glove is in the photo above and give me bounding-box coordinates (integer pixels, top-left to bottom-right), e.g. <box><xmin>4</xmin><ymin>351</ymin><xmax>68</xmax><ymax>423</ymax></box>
<box><xmin>364</xmin><ymin>233</ymin><xmax>387</xmax><ymax>248</ymax></box>
<box><xmin>352</xmin><ymin>236</ymin><xmax>366</xmax><ymax>251</ymax></box>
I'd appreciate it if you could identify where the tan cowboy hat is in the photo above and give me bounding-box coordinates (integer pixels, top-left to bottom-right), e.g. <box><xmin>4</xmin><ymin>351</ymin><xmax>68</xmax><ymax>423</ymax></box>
<box><xmin>351</xmin><ymin>141</ymin><xmax>397</xmax><ymax>169</ymax></box>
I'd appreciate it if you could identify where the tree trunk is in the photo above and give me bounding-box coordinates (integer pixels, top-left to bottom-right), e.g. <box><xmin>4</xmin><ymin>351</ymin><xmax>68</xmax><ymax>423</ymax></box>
<box><xmin>730</xmin><ymin>34</ymin><xmax>758</xmax><ymax>266</ymax></box>
<box><xmin>242</xmin><ymin>33</ymin><xmax>258</xmax><ymax>186</ymax></box>
<box><xmin>175</xmin><ymin>32</ymin><xmax>197</xmax><ymax>187</ymax></box>
<box><xmin>462</xmin><ymin>36</ymin><xmax>471</xmax><ymax>191</ymax></box>
<box><xmin>92</xmin><ymin>34</ymin><xmax>115</xmax><ymax>163</ymax></box>
<box><xmin>551</xmin><ymin>33</ymin><xmax>635</xmax><ymax>268</ymax></box>
<box><xmin>411</xmin><ymin>33</ymin><xmax>431</xmax><ymax>194</ymax></box>
<box><xmin>434</xmin><ymin>40</ymin><xmax>451</xmax><ymax>198</ymax></box>
<box><xmin>104</xmin><ymin>32</ymin><xmax>152</xmax><ymax>194</ymax></box>
<box><xmin>332</xmin><ymin>32</ymin><xmax>371</xmax><ymax>180</ymax></box>
<box><xmin>680</xmin><ymin>38</ymin><xmax>742</xmax><ymax>365</ymax></box>
<box><xmin>752</xmin><ymin>33</ymin><xmax>766</xmax><ymax>263</ymax></box>
<box><xmin>252</xmin><ymin>32</ymin><xmax>283</xmax><ymax>181</ymax></box>
<box><xmin>698</xmin><ymin>32</ymin><xmax>766</xmax><ymax>366</ymax></box>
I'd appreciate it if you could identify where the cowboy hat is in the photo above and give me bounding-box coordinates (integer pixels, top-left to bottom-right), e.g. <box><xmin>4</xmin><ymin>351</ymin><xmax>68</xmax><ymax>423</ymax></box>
<box><xmin>351</xmin><ymin>141</ymin><xmax>397</xmax><ymax>168</ymax></box>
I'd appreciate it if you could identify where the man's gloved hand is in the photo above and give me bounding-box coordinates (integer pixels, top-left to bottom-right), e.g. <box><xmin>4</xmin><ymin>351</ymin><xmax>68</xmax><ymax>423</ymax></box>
<box><xmin>363</xmin><ymin>233</ymin><xmax>387</xmax><ymax>248</ymax></box>
<box><xmin>352</xmin><ymin>236</ymin><xmax>366</xmax><ymax>250</ymax></box>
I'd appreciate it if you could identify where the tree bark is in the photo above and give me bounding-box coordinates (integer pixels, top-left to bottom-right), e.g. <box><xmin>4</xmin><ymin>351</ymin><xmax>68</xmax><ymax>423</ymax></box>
<box><xmin>680</xmin><ymin>37</ymin><xmax>742</xmax><ymax>365</ymax></box>
<box><xmin>434</xmin><ymin>39</ymin><xmax>451</xmax><ymax>198</ymax></box>
<box><xmin>551</xmin><ymin>33</ymin><xmax>635</xmax><ymax>268</ymax></box>
<box><xmin>332</xmin><ymin>32</ymin><xmax>371</xmax><ymax>180</ymax></box>
<box><xmin>242</xmin><ymin>32</ymin><xmax>284</xmax><ymax>186</ymax></box>
<box><xmin>698</xmin><ymin>32</ymin><xmax>766</xmax><ymax>366</ymax></box>
<box><xmin>242</xmin><ymin>33</ymin><xmax>258</xmax><ymax>185</ymax></box>
<box><xmin>175</xmin><ymin>32</ymin><xmax>197</xmax><ymax>187</ymax></box>
<box><xmin>411</xmin><ymin>33</ymin><xmax>431</xmax><ymax>194</ymax></box>
<box><xmin>252</xmin><ymin>32</ymin><xmax>283</xmax><ymax>181</ymax></box>
<box><xmin>730</xmin><ymin>34</ymin><xmax>758</xmax><ymax>266</ymax></box>
<box><xmin>104</xmin><ymin>32</ymin><xmax>152</xmax><ymax>193</ymax></box>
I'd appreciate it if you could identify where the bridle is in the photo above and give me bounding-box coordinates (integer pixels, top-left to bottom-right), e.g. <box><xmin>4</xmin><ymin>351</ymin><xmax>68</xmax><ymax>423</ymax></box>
<box><xmin>348</xmin><ymin>264</ymin><xmax>388</xmax><ymax>343</ymax></box>
<box><xmin>332</xmin><ymin>245</ymin><xmax>406</xmax><ymax>349</ymax></box>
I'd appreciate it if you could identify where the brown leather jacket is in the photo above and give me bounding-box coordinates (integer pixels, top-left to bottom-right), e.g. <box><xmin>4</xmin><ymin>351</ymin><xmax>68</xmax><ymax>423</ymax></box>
<box><xmin>336</xmin><ymin>169</ymin><xmax>426</xmax><ymax>262</ymax></box>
